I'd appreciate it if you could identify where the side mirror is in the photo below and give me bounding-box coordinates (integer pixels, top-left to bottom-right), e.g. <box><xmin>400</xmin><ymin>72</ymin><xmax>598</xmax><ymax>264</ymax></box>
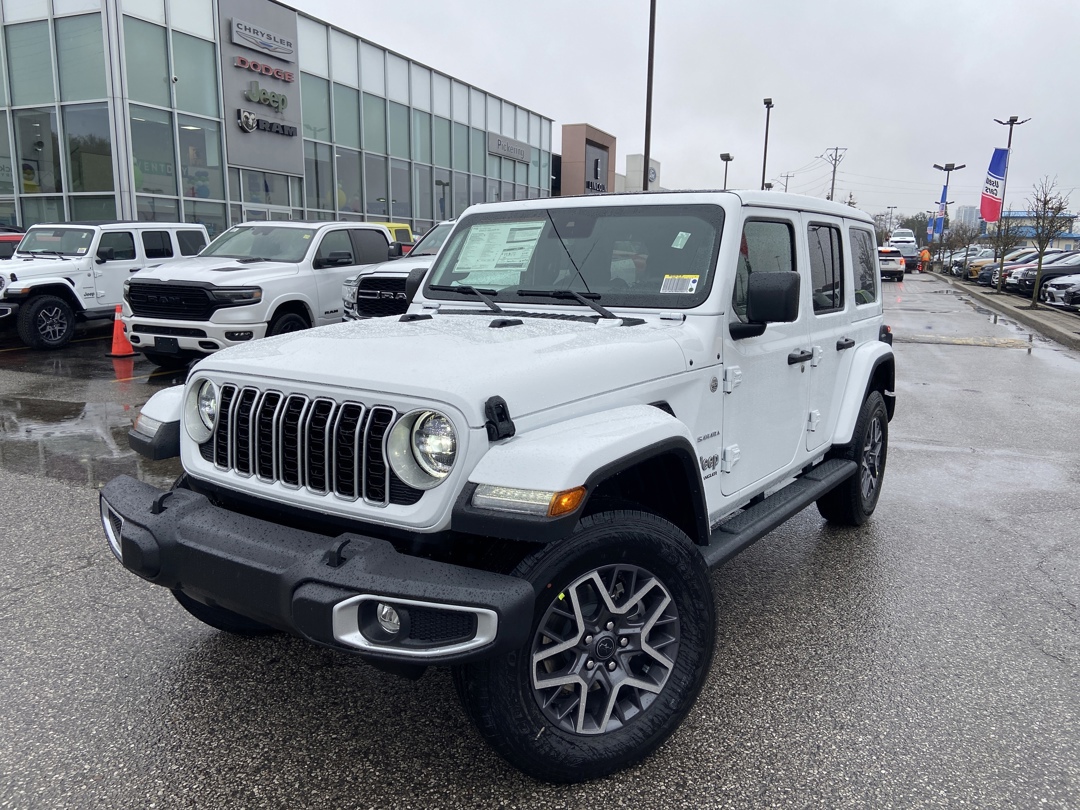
<box><xmin>388</xmin><ymin>242</ymin><xmax>404</xmax><ymax>259</ymax></box>
<box><xmin>405</xmin><ymin>266</ymin><xmax>428</xmax><ymax>304</ymax></box>
<box><xmin>96</xmin><ymin>246</ymin><xmax>115</xmax><ymax>263</ymax></box>
<box><xmin>731</xmin><ymin>272</ymin><xmax>800</xmax><ymax>340</ymax></box>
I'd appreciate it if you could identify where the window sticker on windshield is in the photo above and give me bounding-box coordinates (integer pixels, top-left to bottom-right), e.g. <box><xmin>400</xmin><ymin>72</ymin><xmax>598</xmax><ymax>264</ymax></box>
<box><xmin>302</xmin><ymin>234</ymin><xmax>311</xmax><ymax>239</ymax></box>
<box><xmin>661</xmin><ymin>274</ymin><xmax>699</xmax><ymax>293</ymax></box>
<box><xmin>76</xmin><ymin>248</ymin><xmax>87</xmax><ymax>253</ymax></box>
<box><xmin>456</xmin><ymin>221</ymin><xmax>543</xmax><ymax>273</ymax></box>
<box><xmin>671</xmin><ymin>232</ymin><xmax>691</xmax><ymax>250</ymax></box>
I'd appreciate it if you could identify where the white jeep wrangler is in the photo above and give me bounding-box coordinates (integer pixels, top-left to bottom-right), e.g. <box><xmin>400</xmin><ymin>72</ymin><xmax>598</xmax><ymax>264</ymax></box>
<box><xmin>101</xmin><ymin>191</ymin><xmax>895</xmax><ymax>782</ymax></box>
<box><xmin>0</xmin><ymin>221</ymin><xmax>208</xmax><ymax>349</ymax></box>
<box><xmin>121</xmin><ymin>220</ymin><xmax>398</xmax><ymax>367</ymax></box>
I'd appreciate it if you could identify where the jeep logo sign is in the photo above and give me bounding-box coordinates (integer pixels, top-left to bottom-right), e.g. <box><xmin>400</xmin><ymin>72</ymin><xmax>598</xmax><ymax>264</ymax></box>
<box><xmin>245</xmin><ymin>80</ymin><xmax>288</xmax><ymax>112</ymax></box>
<box><xmin>699</xmin><ymin>454</ymin><xmax>719</xmax><ymax>472</ymax></box>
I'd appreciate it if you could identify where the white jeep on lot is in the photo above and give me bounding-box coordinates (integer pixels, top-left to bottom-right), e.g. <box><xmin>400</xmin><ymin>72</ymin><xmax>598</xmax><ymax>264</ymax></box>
<box><xmin>0</xmin><ymin>221</ymin><xmax>208</xmax><ymax>349</ymax></box>
<box><xmin>101</xmin><ymin>191</ymin><xmax>895</xmax><ymax>782</ymax></box>
<box><xmin>121</xmin><ymin>220</ymin><xmax>398</xmax><ymax>367</ymax></box>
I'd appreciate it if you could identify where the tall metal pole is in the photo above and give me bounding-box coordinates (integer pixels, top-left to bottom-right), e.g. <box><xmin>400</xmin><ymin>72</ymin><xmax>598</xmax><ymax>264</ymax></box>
<box><xmin>642</xmin><ymin>0</ymin><xmax>656</xmax><ymax>192</ymax></box>
<box><xmin>993</xmin><ymin>116</ymin><xmax>1029</xmax><ymax>292</ymax></box>
<box><xmin>932</xmin><ymin>162</ymin><xmax>964</xmax><ymax>271</ymax></box>
<box><xmin>720</xmin><ymin>152</ymin><xmax>732</xmax><ymax>191</ymax></box>
<box><xmin>822</xmin><ymin>147</ymin><xmax>846</xmax><ymax>200</ymax></box>
<box><xmin>886</xmin><ymin>205</ymin><xmax>896</xmax><ymax>232</ymax></box>
<box><xmin>760</xmin><ymin>98</ymin><xmax>773</xmax><ymax>190</ymax></box>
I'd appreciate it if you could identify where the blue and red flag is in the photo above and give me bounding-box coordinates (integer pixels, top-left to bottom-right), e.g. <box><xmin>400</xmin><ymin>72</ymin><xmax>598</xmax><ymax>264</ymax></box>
<box><xmin>934</xmin><ymin>185</ymin><xmax>947</xmax><ymax>235</ymax></box>
<box><xmin>980</xmin><ymin>148</ymin><xmax>1009</xmax><ymax>223</ymax></box>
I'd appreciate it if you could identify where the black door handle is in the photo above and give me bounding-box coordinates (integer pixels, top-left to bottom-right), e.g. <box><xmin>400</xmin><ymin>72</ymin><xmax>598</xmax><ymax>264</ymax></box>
<box><xmin>787</xmin><ymin>349</ymin><xmax>813</xmax><ymax>365</ymax></box>
<box><xmin>836</xmin><ymin>338</ymin><xmax>855</xmax><ymax>351</ymax></box>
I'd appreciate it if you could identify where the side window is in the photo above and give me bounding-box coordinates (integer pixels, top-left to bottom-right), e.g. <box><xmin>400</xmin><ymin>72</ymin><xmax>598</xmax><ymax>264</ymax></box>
<box><xmin>807</xmin><ymin>223</ymin><xmax>844</xmax><ymax>313</ymax></box>
<box><xmin>352</xmin><ymin>229</ymin><xmax>390</xmax><ymax>265</ymax></box>
<box><xmin>315</xmin><ymin>230</ymin><xmax>356</xmax><ymax>267</ymax></box>
<box><xmin>98</xmin><ymin>232</ymin><xmax>136</xmax><ymax>261</ymax></box>
<box><xmin>176</xmin><ymin>230</ymin><xmax>207</xmax><ymax>256</ymax></box>
<box><xmin>849</xmin><ymin>228</ymin><xmax>878</xmax><ymax>305</ymax></box>
<box><xmin>142</xmin><ymin>230</ymin><xmax>174</xmax><ymax>259</ymax></box>
<box><xmin>732</xmin><ymin>219</ymin><xmax>796</xmax><ymax>323</ymax></box>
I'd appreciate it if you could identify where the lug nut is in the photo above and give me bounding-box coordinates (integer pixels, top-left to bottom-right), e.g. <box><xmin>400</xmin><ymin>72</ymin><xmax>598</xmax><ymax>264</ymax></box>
<box><xmin>607</xmin><ymin>661</ymin><xmax>616</xmax><ymax>671</ymax></box>
<box><xmin>586</xmin><ymin>659</ymin><xmax>595</xmax><ymax>670</ymax></box>
<box><xmin>606</xmin><ymin>621</ymin><xmax>614</xmax><ymax>630</ymax></box>
<box><xmin>584</xmin><ymin>635</ymin><xmax>593</xmax><ymax>645</ymax></box>
<box><xmin>619</xmin><ymin>637</ymin><xmax>628</xmax><ymax>647</ymax></box>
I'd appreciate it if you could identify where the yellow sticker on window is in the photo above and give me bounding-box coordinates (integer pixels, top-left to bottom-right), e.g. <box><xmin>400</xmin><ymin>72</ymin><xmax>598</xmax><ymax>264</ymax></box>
<box><xmin>661</xmin><ymin>274</ymin><xmax>699</xmax><ymax>294</ymax></box>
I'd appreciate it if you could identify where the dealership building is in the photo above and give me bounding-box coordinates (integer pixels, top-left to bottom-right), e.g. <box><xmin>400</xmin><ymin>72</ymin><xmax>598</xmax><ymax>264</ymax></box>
<box><xmin>0</xmin><ymin>0</ymin><xmax>554</xmax><ymax>237</ymax></box>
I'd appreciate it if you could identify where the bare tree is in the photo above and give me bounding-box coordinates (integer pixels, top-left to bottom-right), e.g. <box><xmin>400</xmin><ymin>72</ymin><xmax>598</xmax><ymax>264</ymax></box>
<box><xmin>992</xmin><ymin>216</ymin><xmax>1026</xmax><ymax>293</ymax></box>
<box><xmin>944</xmin><ymin>221</ymin><xmax>983</xmax><ymax>276</ymax></box>
<box><xmin>872</xmin><ymin>212</ymin><xmax>890</xmax><ymax>245</ymax></box>
<box><xmin>1024</xmin><ymin>177</ymin><xmax>1073</xmax><ymax>309</ymax></box>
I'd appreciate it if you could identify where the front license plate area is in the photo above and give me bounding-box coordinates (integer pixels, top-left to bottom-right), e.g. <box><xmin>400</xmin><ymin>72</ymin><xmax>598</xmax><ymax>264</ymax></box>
<box><xmin>154</xmin><ymin>336</ymin><xmax>179</xmax><ymax>354</ymax></box>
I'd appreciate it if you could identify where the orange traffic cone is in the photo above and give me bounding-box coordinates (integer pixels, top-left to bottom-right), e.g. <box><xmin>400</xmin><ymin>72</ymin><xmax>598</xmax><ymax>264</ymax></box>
<box><xmin>106</xmin><ymin>305</ymin><xmax>136</xmax><ymax>358</ymax></box>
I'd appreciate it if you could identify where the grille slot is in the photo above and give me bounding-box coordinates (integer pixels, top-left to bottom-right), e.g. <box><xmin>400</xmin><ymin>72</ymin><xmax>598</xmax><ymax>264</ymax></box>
<box><xmin>199</xmin><ymin>385</ymin><xmax>422</xmax><ymax>506</ymax></box>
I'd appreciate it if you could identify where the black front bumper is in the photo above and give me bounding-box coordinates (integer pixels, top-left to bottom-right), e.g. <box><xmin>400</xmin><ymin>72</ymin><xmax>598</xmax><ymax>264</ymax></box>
<box><xmin>100</xmin><ymin>476</ymin><xmax>534</xmax><ymax>665</ymax></box>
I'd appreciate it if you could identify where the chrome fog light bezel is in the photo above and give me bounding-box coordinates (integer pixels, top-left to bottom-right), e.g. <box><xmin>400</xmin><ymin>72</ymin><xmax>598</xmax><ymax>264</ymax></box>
<box><xmin>387</xmin><ymin>409</ymin><xmax>456</xmax><ymax>489</ymax></box>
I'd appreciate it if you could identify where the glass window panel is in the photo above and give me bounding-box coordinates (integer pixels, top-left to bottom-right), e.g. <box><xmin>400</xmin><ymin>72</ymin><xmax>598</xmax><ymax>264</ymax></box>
<box><xmin>470</xmin><ymin>174</ymin><xmax>483</xmax><ymax>205</ymax></box>
<box><xmin>387</xmin><ymin>102</ymin><xmax>408</xmax><ymax>159</ymax></box>
<box><xmin>297</xmin><ymin>16</ymin><xmax>328</xmax><ymax>76</ymax></box>
<box><xmin>178</xmin><ymin>114</ymin><xmax>223</xmax><ymax>200</ymax></box>
<box><xmin>808</xmin><ymin>223</ymin><xmax>844</xmax><ymax>313</ymax></box>
<box><xmin>173</xmin><ymin>32</ymin><xmax>218</xmax><ymax>117</ymax></box>
<box><xmin>167</xmin><ymin>0</ymin><xmax>212</xmax><ymax>39</ymax></box>
<box><xmin>516</xmin><ymin>108</ymin><xmax>527</xmax><ymax>142</ymax></box>
<box><xmin>130</xmin><ymin>105</ymin><xmax>176</xmax><ymax>195</ymax></box>
<box><xmin>486</xmin><ymin>95</ymin><xmax>499</xmax><ymax>133</ymax></box>
<box><xmin>301</xmin><ymin>73</ymin><xmax>331</xmax><ymax>140</ymax></box>
<box><xmin>414</xmin><ymin>164</ymin><xmax>431</xmax><ymax>220</ymax></box>
<box><xmin>123</xmin><ymin>16</ymin><xmax>169</xmax><ymax>106</ymax></box>
<box><xmin>529</xmin><ymin>147</ymin><xmax>539</xmax><ymax>187</ymax></box>
<box><xmin>229</xmin><ymin>203</ymin><xmax>241</xmax><ymax>224</ymax></box>
<box><xmin>21</xmin><ymin>196</ymin><xmax>65</xmax><ymax>227</ymax></box>
<box><xmin>7</xmin><ymin>21</ymin><xmax>55</xmax><ymax>106</ymax></box>
<box><xmin>542</xmin><ymin>120</ymin><xmax>551</xmax><ymax>151</ymax></box>
<box><xmin>360</xmin><ymin>42</ymin><xmax>384</xmax><ymax>96</ymax></box>
<box><xmin>502</xmin><ymin>157</ymin><xmax>514</xmax><ymax>182</ymax></box>
<box><xmin>850</xmin><ymin>228</ymin><xmax>879</xmax><ymax>305</ymax></box>
<box><xmin>3</xmin><ymin>0</ymin><xmax>48</xmax><ymax>21</ymax></box>
<box><xmin>364</xmin><ymin>153</ymin><xmax>386</xmax><ymax>217</ymax></box>
<box><xmin>70</xmin><ymin>194</ymin><xmax>115</xmax><ymax>220</ymax></box>
<box><xmin>64</xmin><ymin>103</ymin><xmax>112</xmax><ymax>192</ymax></box>
<box><xmin>501</xmin><ymin>181</ymin><xmax>513</xmax><ymax>202</ymax></box>
<box><xmin>485</xmin><ymin>176</ymin><xmax>499</xmax><ymax>202</ymax></box>
<box><xmin>0</xmin><ymin>112</ymin><xmax>14</xmax><ymax>194</ymax></box>
<box><xmin>362</xmin><ymin>93</ymin><xmax>385</xmax><ymax>153</ymax></box>
<box><xmin>515</xmin><ymin>160</ymin><xmax>526</xmax><ymax>185</ymax></box>
<box><xmin>304</xmin><ymin>139</ymin><xmax>333</xmax><ymax>210</ymax></box>
<box><xmin>452</xmin><ymin>171</ymin><xmax>468</xmax><ymax>218</ymax></box>
<box><xmin>184</xmin><ymin>199</ymin><xmax>225</xmax><ymax>238</ymax></box>
<box><xmin>433</xmin><ymin>168</ymin><xmax>450</xmax><ymax>221</ymax></box>
<box><xmin>228</xmin><ymin>166</ymin><xmax>240</xmax><ymax>201</ymax></box>
<box><xmin>432</xmin><ymin>116</ymin><xmax>450</xmax><ymax>169</ymax></box>
<box><xmin>14</xmin><ymin>108</ymin><xmax>62</xmax><ymax>193</ymax></box>
<box><xmin>289</xmin><ymin>176</ymin><xmax>302</xmax><ymax>206</ymax></box>
<box><xmin>136</xmin><ymin>195</ymin><xmax>178</xmax><ymax>221</ymax></box>
<box><xmin>389</xmin><ymin>158</ymin><xmax>410</xmax><ymax>221</ymax></box>
<box><xmin>487</xmin><ymin>154</ymin><xmax>498</xmax><ymax>179</ymax></box>
<box><xmin>56</xmin><ymin>14</ymin><xmax>106</xmax><ymax>102</ymax></box>
<box><xmin>410</xmin><ymin>63</ymin><xmax>430</xmax><ymax>112</ymax></box>
<box><xmin>453</xmin><ymin>122</ymin><xmax>468</xmax><ymax>171</ymax></box>
<box><xmin>330</xmin><ymin>29</ymin><xmax>358</xmax><ymax>87</ymax></box>
<box><xmin>336</xmin><ymin>147</ymin><xmax>361</xmax><ymax>213</ymax></box>
<box><xmin>55</xmin><ymin>0</ymin><xmax>102</xmax><ymax>10</ymax></box>
<box><xmin>514</xmin><ymin>184</ymin><xmax>525</xmax><ymax>200</ymax></box>
<box><xmin>241</xmin><ymin>169</ymin><xmax>288</xmax><ymax>206</ymax></box>
<box><xmin>528</xmin><ymin>187</ymin><xmax>539</xmax><ymax>199</ymax></box>
<box><xmin>452</xmin><ymin>81</ymin><xmax>468</xmax><ymax>124</ymax></box>
<box><xmin>411</xmin><ymin>110</ymin><xmax>430</xmax><ymax>164</ymax></box>
<box><xmin>471</xmin><ymin>128</ymin><xmax>485</xmax><ymax>177</ymax></box>
<box><xmin>432</xmin><ymin>73</ymin><xmax>450</xmax><ymax>118</ymax></box>
<box><xmin>528</xmin><ymin>112</ymin><xmax>540</xmax><ymax>148</ymax></box>
<box><xmin>503</xmin><ymin>101</ymin><xmax>515</xmax><ymax>136</ymax></box>
<box><xmin>333</xmin><ymin>83</ymin><xmax>360</xmax><ymax>148</ymax></box>
<box><xmin>121</xmin><ymin>0</ymin><xmax>163</xmax><ymax>23</ymax></box>
<box><xmin>469</xmin><ymin>88</ymin><xmax>484</xmax><ymax>128</ymax></box>
<box><xmin>386</xmin><ymin>53</ymin><xmax>408</xmax><ymax>104</ymax></box>
<box><xmin>541</xmin><ymin>151</ymin><xmax>550</xmax><ymax>191</ymax></box>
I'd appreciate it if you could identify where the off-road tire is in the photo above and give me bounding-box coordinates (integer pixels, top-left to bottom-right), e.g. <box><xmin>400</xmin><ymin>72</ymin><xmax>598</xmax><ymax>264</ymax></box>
<box><xmin>268</xmin><ymin>311</ymin><xmax>309</xmax><ymax>336</ymax></box>
<box><xmin>817</xmin><ymin>391</ymin><xmax>888</xmax><ymax>525</ymax></box>
<box><xmin>452</xmin><ymin>510</ymin><xmax>715</xmax><ymax>783</ymax></box>
<box><xmin>17</xmin><ymin>294</ymin><xmax>76</xmax><ymax>349</ymax></box>
<box><xmin>171</xmin><ymin>590</ymin><xmax>276</xmax><ymax>635</ymax></box>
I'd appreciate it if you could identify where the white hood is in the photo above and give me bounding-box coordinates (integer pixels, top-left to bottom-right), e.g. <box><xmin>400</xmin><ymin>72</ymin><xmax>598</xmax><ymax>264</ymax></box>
<box><xmin>133</xmin><ymin>256</ymin><xmax>300</xmax><ymax>285</ymax></box>
<box><xmin>196</xmin><ymin>311</ymin><xmax>689</xmax><ymax>425</ymax></box>
<box><xmin>8</xmin><ymin>254</ymin><xmax>92</xmax><ymax>276</ymax></box>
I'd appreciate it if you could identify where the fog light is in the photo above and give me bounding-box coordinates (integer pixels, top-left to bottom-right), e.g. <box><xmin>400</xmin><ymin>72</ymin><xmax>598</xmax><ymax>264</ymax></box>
<box><xmin>376</xmin><ymin>603</ymin><xmax>401</xmax><ymax>634</ymax></box>
<box><xmin>225</xmin><ymin>331</ymin><xmax>254</xmax><ymax>341</ymax></box>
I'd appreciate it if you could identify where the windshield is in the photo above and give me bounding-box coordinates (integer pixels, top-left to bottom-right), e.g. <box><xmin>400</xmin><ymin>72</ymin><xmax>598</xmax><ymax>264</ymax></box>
<box><xmin>18</xmin><ymin>227</ymin><xmax>95</xmax><ymax>255</ymax></box>
<box><xmin>410</xmin><ymin>222</ymin><xmax>454</xmax><ymax>256</ymax></box>
<box><xmin>201</xmin><ymin>225</ymin><xmax>316</xmax><ymax>262</ymax></box>
<box><xmin>425</xmin><ymin>204</ymin><xmax>724</xmax><ymax>309</ymax></box>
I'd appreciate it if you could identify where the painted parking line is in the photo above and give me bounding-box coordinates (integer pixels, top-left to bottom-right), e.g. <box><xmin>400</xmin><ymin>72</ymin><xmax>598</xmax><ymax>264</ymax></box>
<box><xmin>0</xmin><ymin>335</ymin><xmax>109</xmax><ymax>353</ymax></box>
<box><xmin>894</xmin><ymin>334</ymin><xmax>1032</xmax><ymax>348</ymax></box>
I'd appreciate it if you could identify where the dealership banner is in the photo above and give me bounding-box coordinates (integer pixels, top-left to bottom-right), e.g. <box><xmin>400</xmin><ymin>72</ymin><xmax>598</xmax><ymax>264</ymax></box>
<box><xmin>980</xmin><ymin>148</ymin><xmax>1009</xmax><ymax>223</ymax></box>
<box><xmin>934</xmin><ymin>185</ymin><xmax>947</xmax><ymax>236</ymax></box>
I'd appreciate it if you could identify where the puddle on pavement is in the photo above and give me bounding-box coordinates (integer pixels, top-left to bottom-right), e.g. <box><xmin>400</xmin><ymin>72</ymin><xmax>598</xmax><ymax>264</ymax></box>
<box><xmin>0</xmin><ymin>396</ymin><xmax>180</xmax><ymax>489</ymax></box>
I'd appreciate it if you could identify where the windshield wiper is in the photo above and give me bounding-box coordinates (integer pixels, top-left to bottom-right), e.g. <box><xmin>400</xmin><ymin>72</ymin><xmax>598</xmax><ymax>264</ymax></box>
<box><xmin>236</xmin><ymin>256</ymin><xmax>275</xmax><ymax>263</ymax></box>
<box><xmin>430</xmin><ymin>284</ymin><xmax>504</xmax><ymax>313</ymax></box>
<box><xmin>26</xmin><ymin>250</ymin><xmax>69</xmax><ymax>260</ymax></box>
<box><xmin>517</xmin><ymin>289</ymin><xmax>619</xmax><ymax>320</ymax></box>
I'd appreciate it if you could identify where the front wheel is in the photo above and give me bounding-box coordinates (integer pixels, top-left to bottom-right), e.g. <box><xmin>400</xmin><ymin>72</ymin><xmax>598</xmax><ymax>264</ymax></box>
<box><xmin>453</xmin><ymin>510</ymin><xmax>715</xmax><ymax>783</ymax></box>
<box><xmin>17</xmin><ymin>294</ymin><xmax>76</xmax><ymax>349</ymax></box>
<box><xmin>267</xmin><ymin>311</ymin><xmax>309</xmax><ymax>336</ymax></box>
<box><xmin>817</xmin><ymin>391</ymin><xmax>888</xmax><ymax>525</ymax></box>
<box><xmin>141</xmin><ymin>351</ymin><xmax>191</xmax><ymax>370</ymax></box>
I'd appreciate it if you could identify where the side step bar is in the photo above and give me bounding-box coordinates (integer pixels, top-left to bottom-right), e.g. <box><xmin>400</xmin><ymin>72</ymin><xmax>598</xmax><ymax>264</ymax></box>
<box><xmin>700</xmin><ymin>458</ymin><xmax>857</xmax><ymax>569</ymax></box>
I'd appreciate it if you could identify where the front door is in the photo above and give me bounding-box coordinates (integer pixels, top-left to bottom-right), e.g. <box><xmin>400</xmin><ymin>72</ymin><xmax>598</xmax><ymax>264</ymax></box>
<box><xmin>94</xmin><ymin>230</ymin><xmax>143</xmax><ymax>312</ymax></box>
<box><xmin>720</xmin><ymin>213</ymin><xmax>811</xmax><ymax>497</ymax></box>
<box><xmin>311</xmin><ymin>228</ymin><xmax>360</xmax><ymax>325</ymax></box>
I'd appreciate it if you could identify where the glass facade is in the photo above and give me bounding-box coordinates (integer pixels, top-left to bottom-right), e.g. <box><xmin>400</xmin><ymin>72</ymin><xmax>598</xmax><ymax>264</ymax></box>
<box><xmin>0</xmin><ymin>0</ymin><xmax>553</xmax><ymax>230</ymax></box>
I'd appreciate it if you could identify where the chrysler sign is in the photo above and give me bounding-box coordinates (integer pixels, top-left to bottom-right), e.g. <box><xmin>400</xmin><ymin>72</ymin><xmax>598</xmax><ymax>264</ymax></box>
<box><xmin>231</xmin><ymin>18</ymin><xmax>295</xmax><ymax>63</ymax></box>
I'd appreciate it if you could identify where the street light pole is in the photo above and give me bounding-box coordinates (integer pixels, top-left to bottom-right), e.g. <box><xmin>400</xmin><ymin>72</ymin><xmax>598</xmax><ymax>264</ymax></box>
<box><xmin>886</xmin><ymin>205</ymin><xmax>896</xmax><ymax>233</ymax></box>
<box><xmin>992</xmin><ymin>115</ymin><xmax>1030</xmax><ymax>292</ymax></box>
<box><xmin>760</xmin><ymin>98</ymin><xmax>773</xmax><ymax>191</ymax></box>
<box><xmin>720</xmin><ymin>153</ymin><xmax>733</xmax><ymax>190</ymax></box>
<box><xmin>932</xmin><ymin>162</ymin><xmax>965</xmax><ymax>271</ymax></box>
<box><xmin>642</xmin><ymin>0</ymin><xmax>656</xmax><ymax>192</ymax></box>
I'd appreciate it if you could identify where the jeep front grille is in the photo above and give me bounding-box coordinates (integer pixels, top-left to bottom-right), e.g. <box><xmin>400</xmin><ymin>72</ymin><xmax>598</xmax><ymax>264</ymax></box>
<box><xmin>199</xmin><ymin>384</ymin><xmax>423</xmax><ymax>506</ymax></box>
<box><xmin>354</xmin><ymin>277</ymin><xmax>409</xmax><ymax>318</ymax></box>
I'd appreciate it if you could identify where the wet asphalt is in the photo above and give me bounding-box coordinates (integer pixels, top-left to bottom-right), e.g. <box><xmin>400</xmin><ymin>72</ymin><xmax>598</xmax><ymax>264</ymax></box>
<box><xmin>1</xmin><ymin>276</ymin><xmax>1078</xmax><ymax>809</ymax></box>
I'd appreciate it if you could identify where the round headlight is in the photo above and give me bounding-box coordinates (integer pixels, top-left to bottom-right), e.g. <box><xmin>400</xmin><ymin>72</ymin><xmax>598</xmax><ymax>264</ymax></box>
<box><xmin>411</xmin><ymin>411</ymin><xmax>456</xmax><ymax>478</ymax></box>
<box><xmin>197</xmin><ymin>380</ymin><xmax>218</xmax><ymax>430</ymax></box>
<box><xmin>184</xmin><ymin>379</ymin><xmax>218</xmax><ymax>444</ymax></box>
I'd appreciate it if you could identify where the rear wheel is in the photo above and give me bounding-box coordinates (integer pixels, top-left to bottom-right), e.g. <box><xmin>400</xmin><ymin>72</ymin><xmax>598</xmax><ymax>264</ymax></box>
<box><xmin>17</xmin><ymin>294</ymin><xmax>76</xmax><ymax>349</ymax></box>
<box><xmin>817</xmin><ymin>391</ymin><xmax>888</xmax><ymax>525</ymax></box>
<box><xmin>453</xmin><ymin>510</ymin><xmax>715</xmax><ymax>783</ymax></box>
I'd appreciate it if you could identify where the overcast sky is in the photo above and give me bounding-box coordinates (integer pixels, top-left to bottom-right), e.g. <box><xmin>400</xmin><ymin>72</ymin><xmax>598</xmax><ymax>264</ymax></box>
<box><xmin>294</xmin><ymin>0</ymin><xmax>1079</xmax><ymax>219</ymax></box>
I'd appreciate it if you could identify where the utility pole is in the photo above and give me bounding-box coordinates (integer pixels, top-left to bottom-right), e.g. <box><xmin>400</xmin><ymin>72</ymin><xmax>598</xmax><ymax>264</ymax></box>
<box><xmin>886</xmin><ymin>205</ymin><xmax>896</xmax><ymax>233</ymax></box>
<box><xmin>932</xmin><ymin>162</ymin><xmax>964</xmax><ymax>271</ymax></box>
<box><xmin>992</xmin><ymin>115</ymin><xmax>1030</xmax><ymax>292</ymax></box>
<box><xmin>642</xmin><ymin>0</ymin><xmax>656</xmax><ymax>191</ymax></box>
<box><xmin>777</xmin><ymin>172</ymin><xmax>794</xmax><ymax>192</ymax></box>
<box><xmin>821</xmin><ymin>147</ymin><xmax>846</xmax><ymax>200</ymax></box>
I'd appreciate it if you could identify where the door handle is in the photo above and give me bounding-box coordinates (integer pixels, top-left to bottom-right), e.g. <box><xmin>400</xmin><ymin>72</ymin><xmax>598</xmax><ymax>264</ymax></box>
<box><xmin>787</xmin><ymin>349</ymin><xmax>813</xmax><ymax>365</ymax></box>
<box><xmin>836</xmin><ymin>338</ymin><xmax>855</xmax><ymax>351</ymax></box>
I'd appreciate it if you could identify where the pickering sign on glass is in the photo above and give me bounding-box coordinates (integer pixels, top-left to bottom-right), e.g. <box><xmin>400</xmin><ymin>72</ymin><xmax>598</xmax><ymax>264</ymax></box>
<box><xmin>231</xmin><ymin>18</ymin><xmax>295</xmax><ymax>63</ymax></box>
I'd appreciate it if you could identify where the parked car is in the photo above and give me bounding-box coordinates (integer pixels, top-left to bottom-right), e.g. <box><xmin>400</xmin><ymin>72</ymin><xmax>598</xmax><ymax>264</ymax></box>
<box><xmin>878</xmin><ymin>246</ymin><xmax>905</xmax><ymax>281</ymax></box>
<box><xmin>889</xmin><ymin>228</ymin><xmax>916</xmax><ymax>245</ymax></box>
<box><xmin>1040</xmin><ymin>272</ymin><xmax>1080</xmax><ymax>309</ymax></box>
<box><xmin>969</xmin><ymin>247</ymin><xmax>1035</xmax><ymax>278</ymax></box>
<box><xmin>958</xmin><ymin>248</ymin><xmax>995</xmax><ymax>278</ymax></box>
<box><xmin>0</xmin><ymin>221</ymin><xmax>209</xmax><ymax>349</ymax></box>
<box><xmin>894</xmin><ymin>242</ymin><xmax>919</xmax><ymax>273</ymax></box>
<box><xmin>1014</xmin><ymin>251</ymin><xmax>1080</xmax><ymax>297</ymax></box>
<box><xmin>365</xmin><ymin>221</ymin><xmax>414</xmax><ymax>254</ymax></box>
<box><xmin>0</xmin><ymin>229</ymin><xmax>23</xmax><ymax>259</ymax></box>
